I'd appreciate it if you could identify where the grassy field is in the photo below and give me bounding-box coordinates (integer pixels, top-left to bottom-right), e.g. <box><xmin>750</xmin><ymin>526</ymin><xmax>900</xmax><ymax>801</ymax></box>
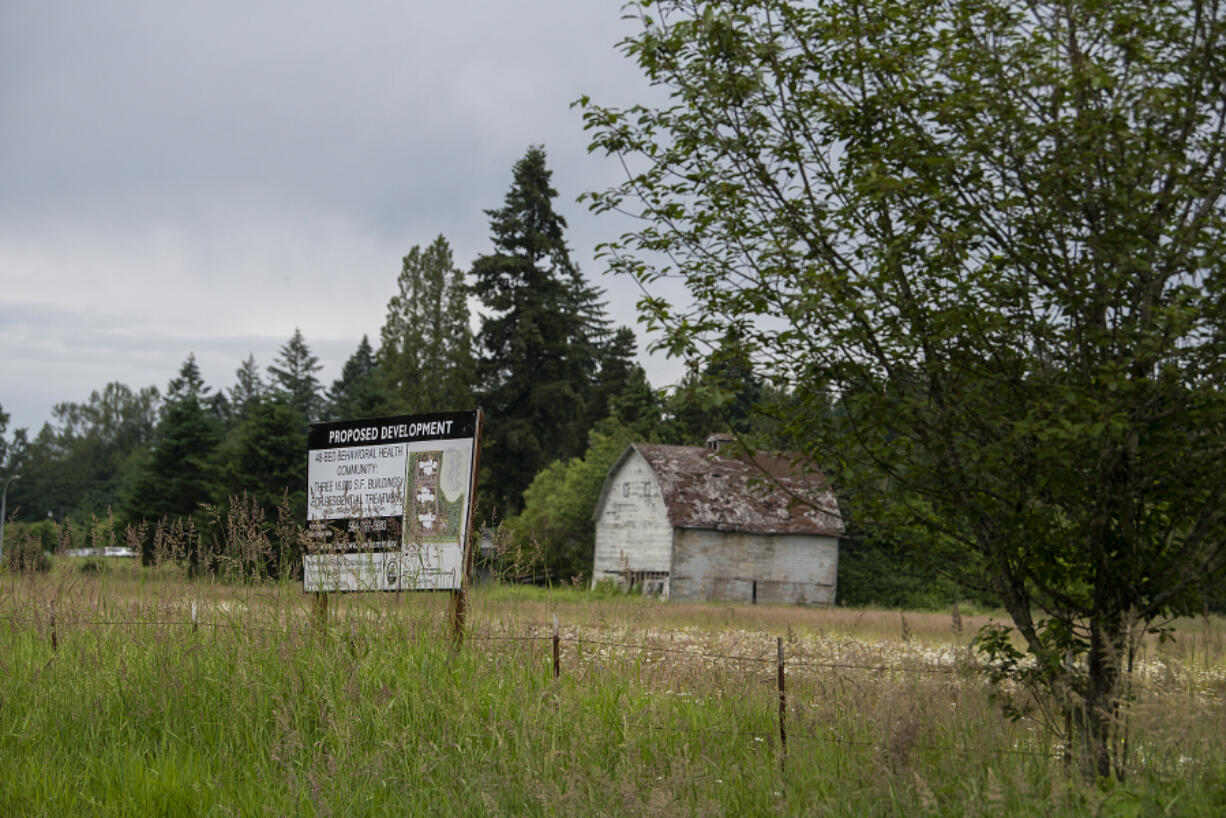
<box><xmin>0</xmin><ymin>562</ymin><xmax>1222</xmax><ymax>816</ymax></box>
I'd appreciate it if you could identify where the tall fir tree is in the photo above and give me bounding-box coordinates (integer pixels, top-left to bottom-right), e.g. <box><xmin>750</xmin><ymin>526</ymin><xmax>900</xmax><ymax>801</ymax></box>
<box><xmin>228</xmin><ymin>353</ymin><xmax>265</xmax><ymax>421</ymax></box>
<box><xmin>377</xmin><ymin>235</ymin><xmax>474</xmax><ymax>414</ymax></box>
<box><xmin>125</xmin><ymin>356</ymin><xmax>221</xmax><ymax>542</ymax></box>
<box><xmin>605</xmin><ymin>363</ymin><xmax>662</xmax><ymax>441</ymax></box>
<box><xmin>326</xmin><ymin>335</ymin><xmax>384</xmax><ymax>420</ymax></box>
<box><xmin>165</xmin><ymin>353</ymin><xmax>208</xmax><ymax>404</ymax></box>
<box><xmin>267</xmin><ymin>327</ymin><xmax>323</xmax><ymax>423</ymax></box>
<box><xmin>585</xmin><ymin>326</ymin><xmax>644</xmax><ymax>433</ymax></box>
<box><xmin>472</xmin><ymin>145</ymin><xmax>610</xmax><ymax>516</ymax></box>
<box><xmin>217</xmin><ymin>394</ymin><xmax>308</xmax><ymax>549</ymax></box>
<box><xmin>164</xmin><ymin>352</ymin><xmax>229</xmax><ymax>422</ymax></box>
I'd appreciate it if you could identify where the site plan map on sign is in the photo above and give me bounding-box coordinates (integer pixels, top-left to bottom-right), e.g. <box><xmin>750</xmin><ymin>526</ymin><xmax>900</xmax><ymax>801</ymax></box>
<box><xmin>304</xmin><ymin>411</ymin><xmax>479</xmax><ymax>593</ymax></box>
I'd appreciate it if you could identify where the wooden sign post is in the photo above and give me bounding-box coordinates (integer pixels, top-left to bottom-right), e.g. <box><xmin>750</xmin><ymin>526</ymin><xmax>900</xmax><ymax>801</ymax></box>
<box><xmin>448</xmin><ymin>412</ymin><xmax>483</xmax><ymax>651</ymax></box>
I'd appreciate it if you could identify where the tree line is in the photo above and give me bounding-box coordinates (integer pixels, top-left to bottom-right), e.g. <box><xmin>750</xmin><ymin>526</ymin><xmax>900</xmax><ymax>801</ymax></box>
<box><xmin>0</xmin><ymin>146</ymin><xmax>791</xmax><ymax>583</ymax></box>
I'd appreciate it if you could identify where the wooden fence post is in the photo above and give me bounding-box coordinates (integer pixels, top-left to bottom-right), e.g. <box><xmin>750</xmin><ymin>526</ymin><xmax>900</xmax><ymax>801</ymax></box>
<box><xmin>50</xmin><ymin>600</ymin><xmax>58</xmax><ymax>652</ymax></box>
<box><xmin>191</xmin><ymin>600</ymin><xmax>198</xmax><ymax>633</ymax></box>
<box><xmin>777</xmin><ymin>636</ymin><xmax>787</xmax><ymax>769</ymax></box>
<box><xmin>552</xmin><ymin>614</ymin><xmax>560</xmax><ymax>680</ymax></box>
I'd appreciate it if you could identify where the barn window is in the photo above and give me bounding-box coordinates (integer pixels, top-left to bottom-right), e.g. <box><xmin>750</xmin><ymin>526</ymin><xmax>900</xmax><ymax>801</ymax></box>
<box><xmin>622</xmin><ymin>483</ymin><xmax>630</xmax><ymax>498</ymax></box>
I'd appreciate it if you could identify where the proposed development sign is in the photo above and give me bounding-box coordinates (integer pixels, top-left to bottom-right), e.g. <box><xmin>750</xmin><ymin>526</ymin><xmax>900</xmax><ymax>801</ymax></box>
<box><xmin>305</xmin><ymin>410</ymin><xmax>480</xmax><ymax>592</ymax></box>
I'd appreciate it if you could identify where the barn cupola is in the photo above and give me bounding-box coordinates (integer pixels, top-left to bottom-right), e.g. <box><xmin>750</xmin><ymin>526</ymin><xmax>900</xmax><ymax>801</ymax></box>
<box><xmin>706</xmin><ymin>432</ymin><xmax>736</xmax><ymax>452</ymax></box>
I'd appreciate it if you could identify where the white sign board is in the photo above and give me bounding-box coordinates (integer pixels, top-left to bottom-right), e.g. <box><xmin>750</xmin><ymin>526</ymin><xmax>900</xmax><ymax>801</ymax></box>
<box><xmin>304</xmin><ymin>410</ymin><xmax>480</xmax><ymax>592</ymax></box>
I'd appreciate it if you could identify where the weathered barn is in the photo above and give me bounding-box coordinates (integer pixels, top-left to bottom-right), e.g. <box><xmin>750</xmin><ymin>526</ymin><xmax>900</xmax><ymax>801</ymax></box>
<box><xmin>591</xmin><ymin>437</ymin><xmax>842</xmax><ymax>604</ymax></box>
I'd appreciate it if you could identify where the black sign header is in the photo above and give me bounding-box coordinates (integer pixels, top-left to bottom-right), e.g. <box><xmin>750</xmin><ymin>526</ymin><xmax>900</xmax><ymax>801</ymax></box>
<box><xmin>308</xmin><ymin>409</ymin><xmax>478</xmax><ymax>450</ymax></box>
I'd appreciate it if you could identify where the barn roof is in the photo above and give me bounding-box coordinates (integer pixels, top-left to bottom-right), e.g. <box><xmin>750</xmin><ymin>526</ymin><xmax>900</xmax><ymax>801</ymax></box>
<box><xmin>598</xmin><ymin>442</ymin><xmax>843</xmax><ymax>537</ymax></box>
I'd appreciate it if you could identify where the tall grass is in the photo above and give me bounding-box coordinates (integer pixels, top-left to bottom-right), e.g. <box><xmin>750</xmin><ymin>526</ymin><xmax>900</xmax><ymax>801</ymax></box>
<box><xmin>0</xmin><ymin>565</ymin><xmax>1222</xmax><ymax>815</ymax></box>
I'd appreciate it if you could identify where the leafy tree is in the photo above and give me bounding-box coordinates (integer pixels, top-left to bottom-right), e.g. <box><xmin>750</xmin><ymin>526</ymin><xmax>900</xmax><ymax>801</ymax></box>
<box><xmin>581</xmin><ymin>0</ymin><xmax>1226</xmax><ymax>778</ymax></box>
<box><xmin>326</xmin><ymin>335</ymin><xmax>384</xmax><ymax>420</ymax></box>
<box><xmin>507</xmin><ymin>419</ymin><xmax>641</xmax><ymax>582</ymax></box>
<box><xmin>268</xmin><ymin>327</ymin><xmax>323</xmax><ymax>423</ymax></box>
<box><xmin>377</xmin><ymin>236</ymin><xmax>473</xmax><ymax>414</ymax></box>
<box><xmin>6</xmin><ymin>383</ymin><xmax>159</xmax><ymax>521</ymax></box>
<box><xmin>473</xmin><ymin>146</ymin><xmax>611</xmax><ymax>516</ymax></box>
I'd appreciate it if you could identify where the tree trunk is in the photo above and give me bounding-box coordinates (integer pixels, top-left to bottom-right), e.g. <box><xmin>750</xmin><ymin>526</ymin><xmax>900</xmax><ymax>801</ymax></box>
<box><xmin>1081</xmin><ymin>611</ymin><xmax>1126</xmax><ymax>779</ymax></box>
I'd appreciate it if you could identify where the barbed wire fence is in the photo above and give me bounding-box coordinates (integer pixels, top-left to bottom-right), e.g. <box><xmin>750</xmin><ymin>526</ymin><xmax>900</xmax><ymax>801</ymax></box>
<box><xmin>5</xmin><ymin>599</ymin><xmax>1216</xmax><ymax>772</ymax></box>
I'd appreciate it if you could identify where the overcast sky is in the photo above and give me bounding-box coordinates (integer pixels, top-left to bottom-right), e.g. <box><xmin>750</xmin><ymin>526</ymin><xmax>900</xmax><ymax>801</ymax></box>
<box><xmin>0</xmin><ymin>0</ymin><xmax>688</xmax><ymax>435</ymax></box>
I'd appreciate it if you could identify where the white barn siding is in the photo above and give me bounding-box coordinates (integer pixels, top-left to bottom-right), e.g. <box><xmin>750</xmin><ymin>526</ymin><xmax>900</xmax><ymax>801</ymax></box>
<box><xmin>592</xmin><ymin>451</ymin><xmax>673</xmax><ymax>590</ymax></box>
<box><xmin>669</xmin><ymin>530</ymin><xmax>838</xmax><ymax>605</ymax></box>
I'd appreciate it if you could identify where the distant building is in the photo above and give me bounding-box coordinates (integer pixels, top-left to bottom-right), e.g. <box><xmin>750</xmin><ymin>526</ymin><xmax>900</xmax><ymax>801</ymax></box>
<box><xmin>591</xmin><ymin>435</ymin><xmax>842</xmax><ymax>604</ymax></box>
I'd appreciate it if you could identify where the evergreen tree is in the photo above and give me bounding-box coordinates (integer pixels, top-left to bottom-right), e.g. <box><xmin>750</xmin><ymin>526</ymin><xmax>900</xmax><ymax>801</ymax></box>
<box><xmin>125</xmin><ymin>395</ymin><xmax>219</xmax><ymax>525</ymax></box>
<box><xmin>377</xmin><ymin>235</ymin><xmax>473</xmax><ymax>414</ymax></box>
<box><xmin>473</xmin><ymin>145</ymin><xmax>610</xmax><ymax>516</ymax></box>
<box><xmin>217</xmin><ymin>394</ymin><xmax>308</xmax><ymax>574</ymax></box>
<box><xmin>228</xmin><ymin>354</ymin><xmax>265</xmax><ymax>421</ymax></box>
<box><xmin>166</xmin><ymin>352</ymin><xmax>231</xmax><ymax>422</ymax></box>
<box><xmin>659</xmin><ymin>331</ymin><xmax>765</xmax><ymax>445</ymax></box>
<box><xmin>660</xmin><ymin>368</ymin><xmax>723</xmax><ymax>446</ymax></box>
<box><xmin>221</xmin><ymin>396</ymin><xmax>306</xmax><ymax>512</ymax></box>
<box><xmin>326</xmin><ymin>335</ymin><xmax>383</xmax><ymax>420</ymax></box>
<box><xmin>166</xmin><ymin>353</ymin><xmax>208</xmax><ymax>404</ymax></box>
<box><xmin>268</xmin><ymin>327</ymin><xmax>323</xmax><ymax>422</ymax></box>
<box><xmin>584</xmin><ymin>326</ymin><xmax>637</xmax><ymax>433</ymax></box>
<box><xmin>442</xmin><ymin>260</ymin><xmax>476</xmax><ymax>407</ymax></box>
<box><xmin>125</xmin><ymin>358</ymin><xmax>222</xmax><ymax>546</ymax></box>
<box><xmin>606</xmin><ymin>364</ymin><xmax>662</xmax><ymax>440</ymax></box>
<box><xmin>215</xmin><ymin>360</ymin><xmax>311</xmax><ymax>576</ymax></box>
<box><xmin>205</xmin><ymin>391</ymin><xmax>232</xmax><ymax>423</ymax></box>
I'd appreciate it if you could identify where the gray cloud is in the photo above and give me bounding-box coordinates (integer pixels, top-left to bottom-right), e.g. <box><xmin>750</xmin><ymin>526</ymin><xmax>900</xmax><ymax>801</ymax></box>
<box><xmin>0</xmin><ymin>1</ymin><xmax>686</xmax><ymax>434</ymax></box>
